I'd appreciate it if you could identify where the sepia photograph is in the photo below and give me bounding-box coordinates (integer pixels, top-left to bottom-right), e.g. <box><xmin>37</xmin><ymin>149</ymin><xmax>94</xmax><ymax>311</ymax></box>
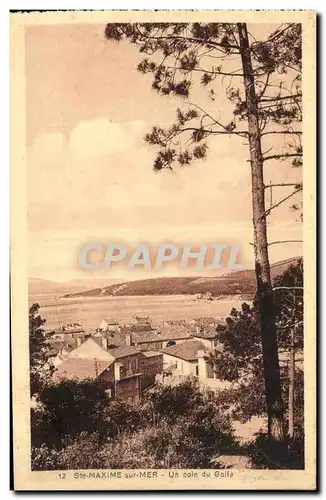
<box><xmin>10</xmin><ymin>10</ymin><xmax>316</xmax><ymax>490</ymax></box>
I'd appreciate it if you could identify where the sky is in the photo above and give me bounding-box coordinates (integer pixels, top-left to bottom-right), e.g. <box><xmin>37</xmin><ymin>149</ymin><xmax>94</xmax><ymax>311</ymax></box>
<box><xmin>26</xmin><ymin>23</ymin><xmax>302</xmax><ymax>282</ymax></box>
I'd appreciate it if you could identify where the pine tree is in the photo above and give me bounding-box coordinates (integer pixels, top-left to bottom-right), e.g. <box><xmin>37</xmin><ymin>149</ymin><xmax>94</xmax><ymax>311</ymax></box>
<box><xmin>105</xmin><ymin>22</ymin><xmax>302</xmax><ymax>440</ymax></box>
<box><xmin>29</xmin><ymin>303</ymin><xmax>47</xmax><ymax>395</ymax></box>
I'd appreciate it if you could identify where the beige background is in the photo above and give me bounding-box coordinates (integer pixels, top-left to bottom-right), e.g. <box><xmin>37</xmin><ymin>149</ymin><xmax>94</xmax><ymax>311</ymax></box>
<box><xmin>11</xmin><ymin>9</ymin><xmax>316</xmax><ymax>491</ymax></box>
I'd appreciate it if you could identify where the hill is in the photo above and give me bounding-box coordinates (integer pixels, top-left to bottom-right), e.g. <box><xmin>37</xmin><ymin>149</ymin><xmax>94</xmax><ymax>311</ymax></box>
<box><xmin>63</xmin><ymin>257</ymin><xmax>301</xmax><ymax>298</ymax></box>
<box><xmin>28</xmin><ymin>277</ymin><xmax>124</xmax><ymax>297</ymax></box>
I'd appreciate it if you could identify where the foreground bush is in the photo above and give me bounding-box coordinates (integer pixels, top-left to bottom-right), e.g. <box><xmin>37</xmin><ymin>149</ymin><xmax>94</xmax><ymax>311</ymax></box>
<box><xmin>31</xmin><ymin>378</ymin><xmax>236</xmax><ymax>470</ymax></box>
<box><xmin>248</xmin><ymin>432</ymin><xmax>304</xmax><ymax>470</ymax></box>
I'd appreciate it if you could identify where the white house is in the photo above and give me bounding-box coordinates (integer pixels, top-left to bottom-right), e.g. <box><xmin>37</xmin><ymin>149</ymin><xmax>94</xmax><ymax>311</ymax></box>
<box><xmin>161</xmin><ymin>340</ymin><xmax>207</xmax><ymax>377</ymax></box>
<box><xmin>97</xmin><ymin>318</ymin><xmax>120</xmax><ymax>332</ymax></box>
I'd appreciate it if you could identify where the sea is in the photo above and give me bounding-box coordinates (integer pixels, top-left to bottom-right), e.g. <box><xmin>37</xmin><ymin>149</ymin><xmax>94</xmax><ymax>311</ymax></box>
<box><xmin>29</xmin><ymin>293</ymin><xmax>246</xmax><ymax>331</ymax></box>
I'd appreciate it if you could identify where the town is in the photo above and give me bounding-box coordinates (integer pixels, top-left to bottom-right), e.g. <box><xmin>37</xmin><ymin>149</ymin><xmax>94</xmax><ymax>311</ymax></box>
<box><xmin>42</xmin><ymin>314</ymin><xmax>233</xmax><ymax>405</ymax></box>
<box><xmin>42</xmin><ymin>312</ymin><xmax>301</xmax><ymax>406</ymax></box>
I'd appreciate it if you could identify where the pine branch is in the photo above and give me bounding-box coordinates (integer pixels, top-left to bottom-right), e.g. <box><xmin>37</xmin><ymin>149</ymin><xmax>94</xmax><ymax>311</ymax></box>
<box><xmin>187</xmin><ymin>102</ymin><xmax>248</xmax><ymax>137</ymax></box>
<box><xmin>264</xmin><ymin>183</ymin><xmax>302</xmax><ymax>189</ymax></box>
<box><xmin>135</xmin><ymin>29</ymin><xmax>240</xmax><ymax>53</ymax></box>
<box><xmin>257</xmin><ymin>71</ymin><xmax>272</xmax><ymax>99</ymax></box>
<box><xmin>259</xmin><ymin>93</ymin><xmax>302</xmax><ymax>103</ymax></box>
<box><xmin>268</xmin><ymin>240</ymin><xmax>303</xmax><ymax>246</ymax></box>
<box><xmin>252</xmin><ymin>24</ymin><xmax>294</xmax><ymax>46</ymax></box>
<box><xmin>264</xmin><ymin>186</ymin><xmax>303</xmax><ymax>216</ymax></box>
<box><xmin>261</xmin><ymin>131</ymin><xmax>302</xmax><ymax>137</ymax></box>
<box><xmin>175</xmin><ymin>66</ymin><xmax>244</xmax><ymax>77</ymax></box>
<box><xmin>176</xmin><ymin>126</ymin><xmax>248</xmax><ymax>138</ymax></box>
<box><xmin>263</xmin><ymin>153</ymin><xmax>303</xmax><ymax>162</ymax></box>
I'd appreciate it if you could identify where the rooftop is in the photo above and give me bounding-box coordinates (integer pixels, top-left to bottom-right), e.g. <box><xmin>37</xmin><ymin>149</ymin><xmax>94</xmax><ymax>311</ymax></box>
<box><xmin>69</xmin><ymin>338</ymin><xmax>115</xmax><ymax>362</ymax></box>
<box><xmin>54</xmin><ymin>357</ymin><xmax>112</xmax><ymax>381</ymax></box>
<box><xmin>161</xmin><ymin>340</ymin><xmax>206</xmax><ymax>361</ymax></box>
<box><xmin>45</xmin><ymin>339</ymin><xmax>75</xmax><ymax>351</ymax></box>
<box><xmin>120</xmin><ymin>324</ymin><xmax>153</xmax><ymax>334</ymax></box>
<box><xmin>107</xmin><ymin>345</ymin><xmax>140</xmax><ymax>359</ymax></box>
<box><xmin>131</xmin><ymin>327</ymin><xmax>192</xmax><ymax>344</ymax></box>
<box><xmin>53</xmin><ymin>326</ymin><xmax>84</xmax><ymax>335</ymax></box>
<box><xmin>140</xmin><ymin>350</ymin><xmax>162</xmax><ymax>358</ymax></box>
<box><xmin>190</xmin><ymin>316</ymin><xmax>218</xmax><ymax>325</ymax></box>
<box><xmin>192</xmin><ymin>326</ymin><xmax>218</xmax><ymax>339</ymax></box>
<box><xmin>99</xmin><ymin>318</ymin><xmax>119</xmax><ymax>325</ymax></box>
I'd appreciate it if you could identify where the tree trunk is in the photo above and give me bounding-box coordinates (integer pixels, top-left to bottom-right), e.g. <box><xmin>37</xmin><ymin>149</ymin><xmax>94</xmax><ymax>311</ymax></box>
<box><xmin>237</xmin><ymin>23</ymin><xmax>285</xmax><ymax>441</ymax></box>
<box><xmin>288</xmin><ymin>328</ymin><xmax>295</xmax><ymax>438</ymax></box>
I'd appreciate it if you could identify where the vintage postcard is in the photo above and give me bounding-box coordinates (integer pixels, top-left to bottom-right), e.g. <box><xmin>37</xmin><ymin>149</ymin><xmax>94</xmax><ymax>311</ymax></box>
<box><xmin>11</xmin><ymin>10</ymin><xmax>316</xmax><ymax>491</ymax></box>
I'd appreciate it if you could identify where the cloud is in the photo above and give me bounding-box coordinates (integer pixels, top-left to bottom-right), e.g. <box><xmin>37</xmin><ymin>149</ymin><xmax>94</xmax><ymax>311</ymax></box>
<box><xmin>27</xmin><ymin>116</ymin><xmax>256</xmax><ymax>235</ymax></box>
<box><xmin>68</xmin><ymin>119</ymin><xmax>137</xmax><ymax>159</ymax></box>
<box><xmin>27</xmin><ymin>117</ymin><xmax>302</xmax><ymax>280</ymax></box>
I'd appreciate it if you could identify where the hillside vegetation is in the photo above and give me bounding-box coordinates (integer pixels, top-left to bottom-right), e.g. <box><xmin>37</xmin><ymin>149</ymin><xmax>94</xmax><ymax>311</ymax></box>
<box><xmin>63</xmin><ymin>257</ymin><xmax>301</xmax><ymax>298</ymax></box>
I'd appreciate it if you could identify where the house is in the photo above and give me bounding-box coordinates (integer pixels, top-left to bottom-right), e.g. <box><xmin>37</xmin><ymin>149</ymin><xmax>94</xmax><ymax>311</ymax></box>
<box><xmin>53</xmin><ymin>338</ymin><xmax>142</xmax><ymax>405</ymax></box>
<box><xmin>139</xmin><ymin>351</ymin><xmax>163</xmax><ymax>389</ymax></box>
<box><xmin>93</xmin><ymin>331</ymin><xmax>126</xmax><ymax>350</ymax></box>
<box><xmin>125</xmin><ymin>325</ymin><xmax>193</xmax><ymax>352</ymax></box>
<box><xmin>44</xmin><ymin>345</ymin><xmax>74</xmax><ymax>369</ymax></box>
<box><xmin>107</xmin><ymin>346</ymin><xmax>143</xmax><ymax>404</ymax></box>
<box><xmin>161</xmin><ymin>340</ymin><xmax>207</xmax><ymax>377</ymax></box>
<box><xmin>133</xmin><ymin>315</ymin><xmax>151</xmax><ymax>327</ymax></box>
<box><xmin>189</xmin><ymin>316</ymin><xmax>219</xmax><ymax>328</ymax></box>
<box><xmin>51</xmin><ymin>323</ymin><xmax>85</xmax><ymax>343</ymax></box>
<box><xmin>121</xmin><ymin>323</ymin><xmax>153</xmax><ymax>334</ymax></box>
<box><xmin>162</xmin><ymin>320</ymin><xmax>186</xmax><ymax>327</ymax></box>
<box><xmin>97</xmin><ymin>318</ymin><xmax>120</xmax><ymax>332</ymax></box>
<box><xmin>159</xmin><ymin>342</ymin><xmax>231</xmax><ymax>392</ymax></box>
<box><xmin>191</xmin><ymin>326</ymin><xmax>220</xmax><ymax>349</ymax></box>
<box><xmin>43</xmin><ymin>336</ymin><xmax>80</xmax><ymax>370</ymax></box>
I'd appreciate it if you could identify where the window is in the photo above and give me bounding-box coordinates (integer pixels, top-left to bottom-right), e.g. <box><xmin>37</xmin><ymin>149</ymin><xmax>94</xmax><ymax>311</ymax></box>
<box><xmin>195</xmin><ymin>365</ymin><xmax>199</xmax><ymax>376</ymax></box>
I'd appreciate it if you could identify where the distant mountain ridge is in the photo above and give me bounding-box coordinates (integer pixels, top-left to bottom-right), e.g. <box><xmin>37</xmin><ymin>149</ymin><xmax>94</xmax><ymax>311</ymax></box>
<box><xmin>63</xmin><ymin>256</ymin><xmax>301</xmax><ymax>298</ymax></box>
<box><xmin>28</xmin><ymin>277</ymin><xmax>124</xmax><ymax>296</ymax></box>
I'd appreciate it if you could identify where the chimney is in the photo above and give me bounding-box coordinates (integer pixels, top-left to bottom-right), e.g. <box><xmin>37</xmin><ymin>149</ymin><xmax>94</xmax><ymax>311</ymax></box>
<box><xmin>125</xmin><ymin>333</ymin><xmax>132</xmax><ymax>346</ymax></box>
<box><xmin>101</xmin><ymin>337</ymin><xmax>108</xmax><ymax>350</ymax></box>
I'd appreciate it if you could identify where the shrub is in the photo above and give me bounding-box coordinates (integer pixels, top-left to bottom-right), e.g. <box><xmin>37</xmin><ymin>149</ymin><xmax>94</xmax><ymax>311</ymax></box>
<box><xmin>248</xmin><ymin>432</ymin><xmax>304</xmax><ymax>469</ymax></box>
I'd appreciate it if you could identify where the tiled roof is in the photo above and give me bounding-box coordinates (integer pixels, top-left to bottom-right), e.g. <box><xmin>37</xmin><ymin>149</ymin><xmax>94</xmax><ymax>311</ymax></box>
<box><xmin>103</xmin><ymin>318</ymin><xmax>119</xmax><ymax>325</ymax></box>
<box><xmin>141</xmin><ymin>350</ymin><xmax>163</xmax><ymax>358</ymax></box>
<box><xmin>105</xmin><ymin>332</ymin><xmax>126</xmax><ymax>345</ymax></box>
<box><xmin>54</xmin><ymin>357</ymin><xmax>112</xmax><ymax>380</ymax></box>
<box><xmin>69</xmin><ymin>338</ymin><xmax>115</xmax><ymax>362</ymax></box>
<box><xmin>107</xmin><ymin>346</ymin><xmax>140</xmax><ymax>359</ymax></box>
<box><xmin>131</xmin><ymin>326</ymin><xmax>192</xmax><ymax>344</ymax></box>
<box><xmin>161</xmin><ymin>340</ymin><xmax>206</xmax><ymax>361</ymax></box>
<box><xmin>191</xmin><ymin>316</ymin><xmax>218</xmax><ymax>325</ymax></box>
<box><xmin>45</xmin><ymin>339</ymin><xmax>76</xmax><ymax>350</ymax></box>
<box><xmin>192</xmin><ymin>327</ymin><xmax>218</xmax><ymax>339</ymax></box>
<box><xmin>164</xmin><ymin>320</ymin><xmax>186</xmax><ymax>326</ymax></box>
<box><xmin>93</xmin><ymin>333</ymin><xmax>127</xmax><ymax>349</ymax></box>
<box><xmin>120</xmin><ymin>324</ymin><xmax>153</xmax><ymax>334</ymax></box>
<box><xmin>53</xmin><ymin>326</ymin><xmax>84</xmax><ymax>334</ymax></box>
